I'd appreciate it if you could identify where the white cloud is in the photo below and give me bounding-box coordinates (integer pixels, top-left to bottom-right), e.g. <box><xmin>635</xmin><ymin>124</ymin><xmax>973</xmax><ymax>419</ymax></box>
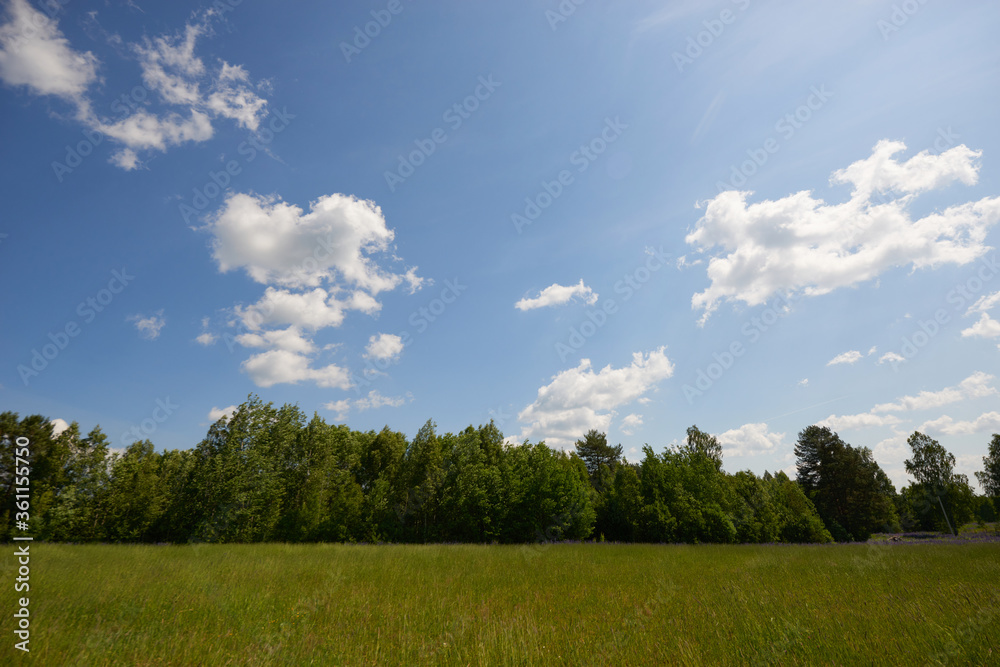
<box><xmin>515</xmin><ymin>280</ymin><xmax>598</xmax><ymax>311</ymax></box>
<box><xmin>867</xmin><ymin>346</ymin><xmax>877</xmax><ymax>356</ymax></box>
<box><xmin>323</xmin><ymin>390</ymin><xmax>408</xmax><ymax>422</ymax></box>
<box><xmin>208</xmin><ymin>405</ymin><xmax>237</xmax><ymax>422</ymax></box>
<box><xmin>716</xmin><ymin>423</ymin><xmax>786</xmax><ymax>458</ymax></box>
<box><xmin>872</xmin><ymin>372</ymin><xmax>996</xmax><ymax>413</ymax></box>
<box><xmin>98</xmin><ymin>109</ymin><xmax>214</xmax><ymax>152</ymax></box>
<box><xmin>364</xmin><ymin>333</ymin><xmax>404</xmax><ymax>361</ymax></box>
<box><xmin>235</xmin><ymin>325</ymin><xmax>314</xmax><ymax>354</ymax></box>
<box><xmin>355</xmin><ymin>390</ymin><xmax>407</xmax><ymax>411</ymax></box>
<box><xmin>961</xmin><ymin>312</ymin><xmax>1000</xmax><ymax>340</ymax></box>
<box><xmin>196</xmin><ymin>332</ymin><xmax>216</xmax><ymax>346</ymax></box>
<box><xmin>827</xmin><ymin>350</ymin><xmax>862</xmax><ymax>366</ymax></box>
<box><xmin>967</xmin><ymin>291</ymin><xmax>1000</xmax><ymax>315</ymax></box>
<box><xmin>878</xmin><ymin>351</ymin><xmax>906</xmax><ymax>366</ymax></box>
<box><xmin>686</xmin><ymin>140</ymin><xmax>1000</xmax><ymax>322</ymax></box>
<box><xmin>919</xmin><ymin>411</ymin><xmax>1000</xmax><ymax>436</ymax></box>
<box><xmin>620</xmin><ymin>413</ymin><xmax>643</xmax><ymax>435</ymax></box>
<box><xmin>134</xmin><ymin>22</ymin><xmax>205</xmax><ymax>106</ymax></box>
<box><xmin>235</xmin><ymin>287</ymin><xmax>349</xmax><ymax>332</ymax></box>
<box><xmin>798</xmin><ymin>378</ymin><xmax>809</xmax><ymax>387</ymax></box>
<box><xmin>50</xmin><ymin>418</ymin><xmax>70</xmax><ymax>436</ymax></box>
<box><xmin>127</xmin><ymin>310</ymin><xmax>166</xmax><ymax>340</ymax></box>
<box><xmin>205</xmin><ymin>61</ymin><xmax>267</xmax><ymax>130</ymax></box>
<box><xmin>204</xmin><ymin>189</ymin><xmax>425</xmax><ymax>396</ymax></box>
<box><xmin>100</xmin><ymin>17</ymin><xmax>266</xmax><ymax>154</ymax></box>
<box><xmin>817</xmin><ymin>412</ymin><xmax>901</xmax><ymax>431</ymax></box>
<box><xmin>207</xmin><ymin>192</ymin><xmax>415</xmax><ymax>293</ymax></box>
<box><xmin>324</xmin><ymin>399</ymin><xmax>351</xmax><ymax>422</ymax></box>
<box><xmin>873</xmin><ymin>431</ymin><xmax>909</xmax><ymax>461</ymax></box>
<box><xmin>0</xmin><ymin>0</ymin><xmax>99</xmax><ymax>102</ymax></box>
<box><xmin>516</xmin><ymin>347</ymin><xmax>674</xmax><ymax>448</ymax></box>
<box><xmin>241</xmin><ymin>349</ymin><xmax>351</xmax><ymax>389</ymax></box>
<box><xmin>0</xmin><ymin>6</ymin><xmax>268</xmax><ymax>168</ymax></box>
<box><xmin>109</xmin><ymin>147</ymin><xmax>140</xmax><ymax>170</ymax></box>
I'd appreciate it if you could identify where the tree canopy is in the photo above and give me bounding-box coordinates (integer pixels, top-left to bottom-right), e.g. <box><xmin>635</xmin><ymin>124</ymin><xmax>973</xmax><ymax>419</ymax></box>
<box><xmin>2</xmin><ymin>402</ymin><xmax>995</xmax><ymax>545</ymax></box>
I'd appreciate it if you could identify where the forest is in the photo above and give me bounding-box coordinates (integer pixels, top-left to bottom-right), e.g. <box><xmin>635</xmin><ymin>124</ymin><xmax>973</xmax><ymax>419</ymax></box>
<box><xmin>3</xmin><ymin>396</ymin><xmax>998</xmax><ymax>545</ymax></box>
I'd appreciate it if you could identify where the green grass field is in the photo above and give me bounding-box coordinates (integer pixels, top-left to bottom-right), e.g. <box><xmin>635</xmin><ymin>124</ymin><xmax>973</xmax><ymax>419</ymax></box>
<box><xmin>5</xmin><ymin>542</ymin><xmax>999</xmax><ymax>665</ymax></box>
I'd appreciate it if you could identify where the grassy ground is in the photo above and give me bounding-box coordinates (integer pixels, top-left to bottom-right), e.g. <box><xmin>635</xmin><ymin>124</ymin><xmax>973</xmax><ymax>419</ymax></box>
<box><xmin>4</xmin><ymin>541</ymin><xmax>999</xmax><ymax>665</ymax></box>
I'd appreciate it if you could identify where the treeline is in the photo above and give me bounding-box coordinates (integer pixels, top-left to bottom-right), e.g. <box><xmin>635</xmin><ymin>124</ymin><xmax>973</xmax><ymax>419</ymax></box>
<box><xmin>2</xmin><ymin>397</ymin><xmax>998</xmax><ymax>544</ymax></box>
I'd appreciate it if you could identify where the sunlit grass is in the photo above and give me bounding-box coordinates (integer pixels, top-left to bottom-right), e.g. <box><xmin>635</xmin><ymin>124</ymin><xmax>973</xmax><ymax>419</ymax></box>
<box><xmin>7</xmin><ymin>542</ymin><xmax>999</xmax><ymax>665</ymax></box>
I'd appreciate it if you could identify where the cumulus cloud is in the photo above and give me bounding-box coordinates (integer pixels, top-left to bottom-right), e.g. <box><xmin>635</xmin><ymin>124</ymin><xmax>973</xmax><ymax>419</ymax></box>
<box><xmin>355</xmin><ymin>390</ymin><xmax>408</xmax><ymax>411</ymax></box>
<box><xmin>323</xmin><ymin>390</ymin><xmax>408</xmax><ymax>422</ymax></box>
<box><xmin>241</xmin><ymin>349</ymin><xmax>350</xmax><ymax>389</ymax></box>
<box><xmin>716</xmin><ymin>423</ymin><xmax>786</xmax><ymax>457</ymax></box>
<box><xmin>966</xmin><ymin>291</ymin><xmax>1000</xmax><ymax>315</ymax></box>
<box><xmin>961</xmin><ymin>313</ymin><xmax>1000</xmax><ymax>340</ymax></box>
<box><xmin>827</xmin><ymin>350</ymin><xmax>862</xmax><ymax>366</ymax></box>
<box><xmin>620</xmin><ymin>413</ymin><xmax>643</xmax><ymax>435</ymax></box>
<box><xmin>873</xmin><ymin>431</ymin><xmax>909</xmax><ymax>461</ymax></box>
<box><xmin>127</xmin><ymin>310</ymin><xmax>166</xmax><ymax>340</ymax></box>
<box><xmin>207</xmin><ymin>192</ymin><xmax>413</xmax><ymax>292</ymax></box>
<box><xmin>817</xmin><ymin>412</ymin><xmax>901</xmax><ymax>431</ymax></box>
<box><xmin>878</xmin><ymin>351</ymin><xmax>906</xmax><ymax>366</ymax></box>
<box><xmin>235</xmin><ymin>288</ymin><xmax>352</xmax><ymax>332</ymax></box>
<box><xmin>686</xmin><ymin>140</ymin><xmax>1000</xmax><ymax>322</ymax></box>
<box><xmin>324</xmin><ymin>399</ymin><xmax>352</xmax><ymax>422</ymax></box>
<box><xmin>196</xmin><ymin>332</ymin><xmax>216</xmax><ymax>345</ymax></box>
<box><xmin>515</xmin><ymin>280</ymin><xmax>598</xmax><ymax>311</ymax></box>
<box><xmin>919</xmin><ymin>411</ymin><xmax>1000</xmax><ymax>436</ymax></box>
<box><xmin>99</xmin><ymin>109</ymin><xmax>213</xmax><ymax>153</ymax></box>
<box><xmin>516</xmin><ymin>347</ymin><xmax>674</xmax><ymax>448</ymax></box>
<box><xmin>0</xmin><ymin>0</ymin><xmax>99</xmax><ymax>102</ymax></box>
<box><xmin>872</xmin><ymin>372</ymin><xmax>996</xmax><ymax>413</ymax></box>
<box><xmin>208</xmin><ymin>405</ymin><xmax>237</xmax><ymax>422</ymax></box>
<box><xmin>235</xmin><ymin>326</ymin><xmax>314</xmax><ymax>354</ymax></box>
<box><xmin>206</xmin><ymin>191</ymin><xmax>425</xmax><ymax>389</ymax></box>
<box><xmin>0</xmin><ymin>4</ymin><xmax>268</xmax><ymax>169</ymax></box>
<box><xmin>364</xmin><ymin>333</ymin><xmax>404</xmax><ymax>361</ymax></box>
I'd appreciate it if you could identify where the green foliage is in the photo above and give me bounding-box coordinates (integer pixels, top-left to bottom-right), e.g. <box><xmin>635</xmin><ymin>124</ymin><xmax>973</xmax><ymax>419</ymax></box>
<box><xmin>795</xmin><ymin>425</ymin><xmax>897</xmax><ymax>541</ymax></box>
<box><xmin>7</xmin><ymin>404</ymin><xmax>992</xmax><ymax>547</ymax></box>
<box><xmin>105</xmin><ymin>440</ymin><xmax>164</xmax><ymax>542</ymax></box>
<box><xmin>573</xmin><ymin>429</ymin><xmax>622</xmax><ymax>493</ymax></box>
<box><xmin>903</xmin><ymin>431</ymin><xmax>975</xmax><ymax>535</ymax></box>
<box><xmin>975</xmin><ymin>433</ymin><xmax>1000</xmax><ymax>499</ymax></box>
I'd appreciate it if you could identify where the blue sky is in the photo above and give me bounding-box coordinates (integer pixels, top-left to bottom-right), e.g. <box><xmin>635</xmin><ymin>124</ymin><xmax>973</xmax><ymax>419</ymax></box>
<box><xmin>2</xmin><ymin>0</ymin><xmax>999</xmax><ymax>490</ymax></box>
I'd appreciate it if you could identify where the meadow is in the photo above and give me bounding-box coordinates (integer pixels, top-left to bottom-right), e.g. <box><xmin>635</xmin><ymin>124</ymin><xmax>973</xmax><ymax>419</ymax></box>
<box><xmin>6</xmin><ymin>541</ymin><xmax>999</xmax><ymax>665</ymax></box>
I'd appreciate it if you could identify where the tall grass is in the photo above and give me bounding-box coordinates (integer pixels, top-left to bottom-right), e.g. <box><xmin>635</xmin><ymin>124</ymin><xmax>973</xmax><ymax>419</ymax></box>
<box><xmin>6</xmin><ymin>542</ymin><xmax>998</xmax><ymax>665</ymax></box>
